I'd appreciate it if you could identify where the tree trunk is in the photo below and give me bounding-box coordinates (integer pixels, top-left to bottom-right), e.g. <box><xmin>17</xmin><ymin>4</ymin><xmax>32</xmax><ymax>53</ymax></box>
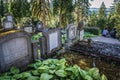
<box><xmin>42</xmin><ymin>0</ymin><xmax>46</xmax><ymax>28</ymax></box>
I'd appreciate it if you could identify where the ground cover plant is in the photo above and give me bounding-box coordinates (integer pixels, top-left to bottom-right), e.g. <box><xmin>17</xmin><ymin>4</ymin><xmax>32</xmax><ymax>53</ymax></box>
<box><xmin>0</xmin><ymin>59</ymin><xmax>107</xmax><ymax>80</ymax></box>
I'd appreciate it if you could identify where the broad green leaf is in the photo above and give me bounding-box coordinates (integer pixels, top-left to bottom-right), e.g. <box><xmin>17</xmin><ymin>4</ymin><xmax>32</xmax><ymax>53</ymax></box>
<box><xmin>88</xmin><ymin>68</ymin><xmax>100</xmax><ymax>79</ymax></box>
<box><xmin>26</xmin><ymin>76</ymin><xmax>39</xmax><ymax>80</ymax></box>
<box><xmin>55</xmin><ymin>70</ymin><xmax>67</xmax><ymax>77</ymax></box>
<box><xmin>85</xmin><ymin>75</ymin><xmax>93</xmax><ymax>80</ymax></box>
<box><xmin>38</xmin><ymin>66</ymin><xmax>49</xmax><ymax>73</ymax></box>
<box><xmin>32</xmin><ymin>70</ymin><xmax>40</xmax><ymax>76</ymax></box>
<box><xmin>10</xmin><ymin>67</ymin><xmax>20</xmax><ymax>74</ymax></box>
<box><xmin>21</xmin><ymin>72</ymin><xmax>31</xmax><ymax>78</ymax></box>
<box><xmin>13</xmin><ymin>74</ymin><xmax>22</xmax><ymax>79</ymax></box>
<box><xmin>40</xmin><ymin>73</ymin><xmax>53</xmax><ymax>80</ymax></box>
<box><xmin>101</xmin><ymin>74</ymin><xmax>108</xmax><ymax>80</ymax></box>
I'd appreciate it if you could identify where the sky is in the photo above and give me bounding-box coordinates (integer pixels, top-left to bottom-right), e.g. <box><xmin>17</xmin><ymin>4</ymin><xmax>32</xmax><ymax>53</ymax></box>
<box><xmin>89</xmin><ymin>0</ymin><xmax>114</xmax><ymax>8</ymax></box>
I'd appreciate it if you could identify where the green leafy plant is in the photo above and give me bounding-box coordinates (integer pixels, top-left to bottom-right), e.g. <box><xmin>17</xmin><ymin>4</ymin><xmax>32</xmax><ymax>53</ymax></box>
<box><xmin>0</xmin><ymin>59</ymin><xmax>107</xmax><ymax>80</ymax></box>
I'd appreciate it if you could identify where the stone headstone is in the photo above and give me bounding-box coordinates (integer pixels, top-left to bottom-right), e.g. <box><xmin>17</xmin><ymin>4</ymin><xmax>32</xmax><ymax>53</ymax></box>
<box><xmin>0</xmin><ymin>30</ymin><xmax>33</xmax><ymax>72</ymax></box>
<box><xmin>40</xmin><ymin>29</ymin><xmax>62</xmax><ymax>57</ymax></box>
<box><xmin>67</xmin><ymin>23</ymin><xmax>77</xmax><ymax>40</ymax></box>
<box><xmin>3</xmin><ymin>21</ymin><xmax>14</xmax><ymax>30</ymax></box>
<box><xmin>77</xmin><ymin>21</ymin><xmax>84</xmax><ymax>41</ymax></box>
<box><xmin>36</xmin><ymin>21</ymin><xmax>43</xmax><ymax>31</ymax></box>
<box><xmin>24</xmin><ymin>25</ymin><xmax>34</xmax><ymax>34</ymax></box>
<box><xmin>66</xmin><ymin>23</ymin><xmax>77</xmax><ymax>49</ymax></box>
<box><xmin>6</xmin><ymin>14</ymin><xmax>13</xmax><ymax>22</ymax></box>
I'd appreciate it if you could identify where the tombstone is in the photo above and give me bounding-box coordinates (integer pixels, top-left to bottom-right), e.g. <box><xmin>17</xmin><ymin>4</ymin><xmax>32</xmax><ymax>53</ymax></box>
<box><xmin>6</xmin><ymin>14</ymin><xmax>13</xmax><ymax>22</ymax></box>
<box><xmin>77</xmin><ymin>21</ymin><xmax>84</xmax><ymax>41</ymax></box>
<box><xmin>0</xmin><ymin>30</ymin><xmax>33</xmax><ymax>72</ymax></box>
<box><xmin>36</xmin><ymin>21</ymin><xmax>43</xmax><ymax>32</ymax></box>
<box><xmin>3</xmin><ymin>21</ymin><xmax>14</xmax><ymax>30</ymax></box>
<box><xmin>24</xmin><ymin>25</ymin><xmax>34</xmax><ymax>34</ymax></box>
<box><xmin>66</xmin><ymin>23</ymin><xmax>77</xmax><ymax>49</ymax></box>
<box><xmin>40</xmin><ymin>29</ymin><xmax>62</xmax><ymax>58</ymax></box>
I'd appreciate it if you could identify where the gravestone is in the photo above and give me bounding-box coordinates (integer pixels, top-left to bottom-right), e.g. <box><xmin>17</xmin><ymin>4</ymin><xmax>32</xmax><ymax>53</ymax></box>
<box><xmin>24</xmin><ymin>25</ymin><xmax>34</xmax><ymax>34</ymax></box>
<box><xmin>0</xmin><ymin>30</ymin><xmax>33</xmax><ymax>72</ymax></box>
<box><xmin>40</xmin><ymin>29</ymin><xmax>62</xmax><ymax>58</ymax></box>
<box><xmin>3</xmin><ymin>14</ymin><xmax>14</xmax><ymax>30</ymax></box>
<box><xmin>36</xmin><ymin>21</ymin><xmax>43</xmax><ymax>32</ymax></box>
<box><xmin>6</xmin><ymin>14</ymin><xmax>13</xmax><ymax>22</ymax></box>
<box><xmin>3</xmin><ymin>21</ymin><xmax>14</xmax><ymax>30</ymax></box>
<box><xmin>77</xmin><ymin>21</ymin><xmax>84</xmax><ymax>41</ymax></box>
<box><xmin>66</xmin><ymin>23</ymin><xmax>77</xmax><ymax>49</ymax></box>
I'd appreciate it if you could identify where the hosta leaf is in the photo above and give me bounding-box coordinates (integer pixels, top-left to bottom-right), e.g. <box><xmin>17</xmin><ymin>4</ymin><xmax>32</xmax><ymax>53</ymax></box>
<box><xmin>101</xmin><ymin>74</ymin><xmax>108</xmax><ymax>80</ymax></box>
<box><xmin>10</xmin><ymin>67</ymin><xmax>20</xmax><ymax>74</ymax></box>
<box><xmin>88</xmin><ymin>68</ymin><xmax>100</xmax><ymax>79</ymax></box>
<box><xmin>40</xmin><ymin>73</ymin><xmax>53</xmax><ymax>80</ymax></box>
<box><xmin>55</xmin><ymin>70</ymin><xmax>67</xmax><ymax>77</ymax></box>
<box><xmin>85</xmin><ymin>75</ymin><xmax>93</xmax><ymax>80</ymax></box>
<box><xmin>21</xmin><ymin>72</ymin><xmax>31</xmax><ymax>78</ymax></box>
<box><xmin>26</xmin><ymin>76</ymin><xmax>39</xmax><ymax>80</ymax></box>
<box><xmin>13</xmin><ymin>74</ymin><xmax>22</xmax><ymax>79</ymax></box>
<box><xmin>32</xmin><ymin>70</ymin><xmax>40</xmax><ymax>76</ymax></box>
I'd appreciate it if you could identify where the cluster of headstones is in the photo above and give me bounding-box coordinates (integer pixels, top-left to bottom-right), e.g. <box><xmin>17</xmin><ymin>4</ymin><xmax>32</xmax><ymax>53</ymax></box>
<box><xmin>0</xmin><ymin>14</ymin><xmax>84</xmax><ymax>72</ymax></box>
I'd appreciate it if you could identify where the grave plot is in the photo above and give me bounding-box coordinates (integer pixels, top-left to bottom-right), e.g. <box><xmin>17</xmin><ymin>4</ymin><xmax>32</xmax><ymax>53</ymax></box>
<box><xmin>70</xmin><ymin>39</ymin><xmax>120</xmax><ymax>62</ymax></box>
<box><xmin>0</xmin><ymin>30</ymin><xmax>33</xmax><ymax>72</ymax></box>
<box><xmin>40</xmin><ymin>29</ymin><xmax>62</xmax><ymax>58</ymax></box>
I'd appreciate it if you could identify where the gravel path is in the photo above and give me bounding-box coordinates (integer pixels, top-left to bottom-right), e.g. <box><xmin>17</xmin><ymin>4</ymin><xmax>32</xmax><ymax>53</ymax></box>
<box><xmin>91</xmin><ymin>36</ymin><xmax>120</xmax><ymax>45</ymax></box>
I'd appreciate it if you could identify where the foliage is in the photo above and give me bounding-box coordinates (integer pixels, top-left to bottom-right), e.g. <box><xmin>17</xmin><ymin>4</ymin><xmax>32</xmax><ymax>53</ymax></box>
<box><xmin>87</xmin><ymin>11</ymin><xmax>98</xmax><ymax>27</ymax></box>
<box><xmin>31</xmin><ymin>0</ymin><xmax>52</xmax><ymax>28</ymax></box>
<box><xmin>10</xmin><ymin>0</ymin><xmax>31</xmax><ymax>23</ymax></box>
<box><xmin>114</xmin><ymin>1</ymin><xmax>120</xmax><ymax>39</ymax></box>
<box><xmin>53</xmin><ymin>0</ymin><xmax>74</xmax><ymax>27</ymax></box>
<box><xmin>84</xmin><ymin>27</ymin><xmax>100</xmax><ymax>35</ymax></box>
<box><xmin>97</xmin><ymin>2</ymin><xmax>107</xmax><ymax>30</ymax></box>
<box><xmin>0</xmin><ymin>59</ymin><xmax>107</xmax><ymax>80</ymax></box>
<box><xmin>84</xmin><ymin>32</ymin><xmax>97</xmax><ymax>39</ymax></box>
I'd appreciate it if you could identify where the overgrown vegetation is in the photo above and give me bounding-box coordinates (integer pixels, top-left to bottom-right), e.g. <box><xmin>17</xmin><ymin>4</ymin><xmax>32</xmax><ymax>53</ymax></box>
<box><xmin>0</xmin><ymin>59</ymin><xmax>107</xmax><ymax>80</ymax></box>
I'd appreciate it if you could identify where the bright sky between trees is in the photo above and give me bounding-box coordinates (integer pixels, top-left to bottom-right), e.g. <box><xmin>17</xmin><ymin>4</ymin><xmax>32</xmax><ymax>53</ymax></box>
<box><xmin>89</xmin><ymin>0</ymin><xmax>114</xmax><ymax>8</ymax></box>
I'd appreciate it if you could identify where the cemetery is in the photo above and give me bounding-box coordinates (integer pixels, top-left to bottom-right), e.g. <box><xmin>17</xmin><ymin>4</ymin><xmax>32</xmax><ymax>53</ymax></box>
<box><xmin>0</xmin><ymin>0</ymin><xmax>120</xmax><ymax>80</ymax></box>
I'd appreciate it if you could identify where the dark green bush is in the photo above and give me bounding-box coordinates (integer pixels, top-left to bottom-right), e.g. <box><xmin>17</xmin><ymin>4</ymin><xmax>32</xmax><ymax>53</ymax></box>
<box><xmin>84</xmin><ymin>27</ymin><xmax>100</xmax><ymax>35</ymax></box>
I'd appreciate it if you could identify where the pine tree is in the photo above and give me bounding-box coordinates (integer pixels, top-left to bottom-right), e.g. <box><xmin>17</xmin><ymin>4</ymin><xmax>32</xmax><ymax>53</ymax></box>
<box><xmin>97</xmin><ymin>2</ymin><xmax>107</xmax><ymax>30</ymax></box>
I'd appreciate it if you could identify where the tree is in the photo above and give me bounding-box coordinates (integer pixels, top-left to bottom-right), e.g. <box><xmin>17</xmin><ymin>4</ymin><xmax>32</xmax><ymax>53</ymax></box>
<box><xmin>87</xmin><ymin>11</ymin><xmax>98</xmax><ymax>27</ymax></box>
<box><xmin>97</xmin><ymin>2</ymin><xmax>107</xmax><ymax>30</ymax></box>
<box><xmin>53</xmin><ymin>0</ymin><xmax>74</xmax><ymax>28</ymax></box>
<box><xmin>114</xmin><ymin>1</ymin><xmax>120</xmax><ymax>38</ymax></box>
<box><xmin>10</xmin><ymin>0</ymin><xmax>31</xmax><ymax>23</ymax></box>
<box><xmin>74</xmin><ymin>0</ymin><xmax>89</xmax><ymax>24</ymax></box>
<box><xmin>31</xmin><ymin>0</ymin><xmax>52</xmax><ymax>28</ymax></box>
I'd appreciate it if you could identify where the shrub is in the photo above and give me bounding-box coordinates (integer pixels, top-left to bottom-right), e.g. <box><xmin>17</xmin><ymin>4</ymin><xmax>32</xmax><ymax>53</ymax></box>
<box><xmin>84</xmin><ymin>27</ymin><xmax>100</xmax><ymax>35</ymax></box>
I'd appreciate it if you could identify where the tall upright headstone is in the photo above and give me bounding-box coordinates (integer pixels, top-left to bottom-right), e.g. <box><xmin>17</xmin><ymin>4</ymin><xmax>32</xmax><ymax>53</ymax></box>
<box><xmin>40</xmin><ymin>29</ymin><xmax>62</xmax><ymax>58</ymax></box>
<box><xmin>3</xmin><ymin>14</ymin><xmax>14</xmax><ymax>30</ymax></box>
<box><xmin>66</xmin><ymin>23</ymin><xmax>77</xmax><ymax>49</ymax></box>
<box><xmin>77</xmin><ymin>21</ymin><xmax>84</xmax><ymax>41</ymax></box>
<box><xmin>0</xmin><ymin>30</ymin><xmax>33</xmax><ymax>72</ymax></box>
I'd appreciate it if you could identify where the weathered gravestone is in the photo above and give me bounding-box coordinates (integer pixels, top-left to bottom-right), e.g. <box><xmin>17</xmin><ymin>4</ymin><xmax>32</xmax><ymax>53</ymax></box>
<box><xmin>66</xmin><ymin>23</ymin><xmax>77</xmax><ymax>49</ymax></box>
<box><xmin>24</xmin><ymin>25</ymin><xmax>34</xmax><ymax>34</ymax></box>
<box><xmin>0</xmin><ymin>30</ymin><xmax>33</xmax><ymax>72</ymax></box>
<box><xmin>40</xmin><ymin>29</ymin><xmax>62</xmax><ymax>58</ymax></box>
<box><xmin>77</xmin><ymin>21</ymin><xmax>84</xmax><ymax>41</ymax></box>
<box><xmin>3</xmin><ymin>14</ymin><xmax>14</xmax><ymax>30</ymax></box>
<box><xmin>36</xmin><ymin>21</ymin><xmax>43</xmax><ymax>32</ymax></box>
